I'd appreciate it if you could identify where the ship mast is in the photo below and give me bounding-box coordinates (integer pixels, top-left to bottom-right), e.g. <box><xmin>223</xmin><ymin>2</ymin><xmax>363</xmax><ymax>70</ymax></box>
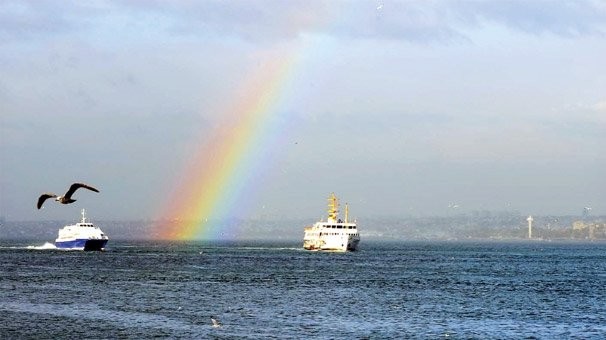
<box><xmin>345</xmin><ymin>203</ymin><xmax>349</xmax><ymax>223</ymax></box>
<box><xmin>327</xmin><ymin>193</ymin><xmax>339</xmax><ymax>223</ymax></box>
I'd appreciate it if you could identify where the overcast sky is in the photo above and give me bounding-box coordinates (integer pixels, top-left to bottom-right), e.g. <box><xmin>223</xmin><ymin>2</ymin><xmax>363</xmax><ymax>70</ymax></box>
<box><xmin>1</xmin><ymin>1</ymin><xmax>605</xmax><ymax>221</ymax></box>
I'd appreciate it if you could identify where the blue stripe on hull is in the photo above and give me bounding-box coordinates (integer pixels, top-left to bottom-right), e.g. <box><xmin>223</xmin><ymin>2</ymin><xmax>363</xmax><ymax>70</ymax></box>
<box><xmin>55</xmin><ymin>239</ymin><xmax>108</xmax><ymax>251</ymax></box>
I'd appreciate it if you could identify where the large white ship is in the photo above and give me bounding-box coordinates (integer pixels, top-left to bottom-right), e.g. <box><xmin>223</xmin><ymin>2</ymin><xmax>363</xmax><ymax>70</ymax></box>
<box><xmin>303</xmin><ymin>193</ymin><xmax>360</xmax><ymax>251</ymax></box>
<box><xmin>55</xmin><ymin>209</ymin><xmax>108</xmax><ymax>251</ymax></box>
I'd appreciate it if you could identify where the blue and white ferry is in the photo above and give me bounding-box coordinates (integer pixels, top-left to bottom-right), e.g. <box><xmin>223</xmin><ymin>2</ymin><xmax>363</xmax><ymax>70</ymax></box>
<box><xmin>55</xmin><ymin>209</ymin><xmax>108</xmax><ymax>251</ymax></box>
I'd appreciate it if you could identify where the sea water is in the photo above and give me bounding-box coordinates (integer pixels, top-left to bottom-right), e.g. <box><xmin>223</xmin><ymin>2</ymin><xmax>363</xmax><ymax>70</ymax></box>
<box><xmin>1</xmin><ymin>240</ymin><xmax>605</xmax><ymax>338</ymax></box>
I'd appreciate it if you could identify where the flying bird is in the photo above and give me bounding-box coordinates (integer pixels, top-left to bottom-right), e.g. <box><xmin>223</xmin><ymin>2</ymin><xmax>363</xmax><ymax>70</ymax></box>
<box><xmin>37</xmin><ymin>182</ymin><xmax>100</xmax><ymax>209</ymax></box>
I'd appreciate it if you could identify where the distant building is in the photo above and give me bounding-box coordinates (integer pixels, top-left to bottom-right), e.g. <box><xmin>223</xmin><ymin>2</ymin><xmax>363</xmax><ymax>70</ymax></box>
<box><xmin>572</xmin><ymin>220</ymin><xmax>606</xmax><ymax>240</ymax></box>
<box><xmin>572</xmin><ymin>221</ymin><xmax>587</xmax><ymax>231</ymax></box>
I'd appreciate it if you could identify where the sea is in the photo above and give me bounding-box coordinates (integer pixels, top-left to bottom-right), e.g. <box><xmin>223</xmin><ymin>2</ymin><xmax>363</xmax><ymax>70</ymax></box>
<box><xmin>1</xmin><ymin>240</ymin><xmax>605</xmax><ymax>339</ymax></box>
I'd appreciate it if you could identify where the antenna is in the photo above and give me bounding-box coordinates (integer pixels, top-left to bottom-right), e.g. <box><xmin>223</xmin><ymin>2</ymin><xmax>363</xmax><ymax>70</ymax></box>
<box><xmin>345</xmin><ymin>203</ymin><xmax>349</xmax><ymax>223</ymax></box>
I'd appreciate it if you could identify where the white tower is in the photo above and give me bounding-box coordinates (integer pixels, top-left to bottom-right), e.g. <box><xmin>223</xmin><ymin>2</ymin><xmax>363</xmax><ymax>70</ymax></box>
<box><xmin>527</xmin><ymin>215</ymin><xmax>533</xmax><ymax>239</ymax></box>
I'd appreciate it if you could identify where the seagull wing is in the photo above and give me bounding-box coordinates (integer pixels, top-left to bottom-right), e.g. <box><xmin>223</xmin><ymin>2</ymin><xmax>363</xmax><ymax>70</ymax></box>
<box><xmin>64</xmin><ymin>182</ymin><xmax>100</xmax><ymax>199</ymax></box>
<box><xmin>37</xmin><ymin>193</ymin><xmax>57</xmax><ymax>209</ymax></box>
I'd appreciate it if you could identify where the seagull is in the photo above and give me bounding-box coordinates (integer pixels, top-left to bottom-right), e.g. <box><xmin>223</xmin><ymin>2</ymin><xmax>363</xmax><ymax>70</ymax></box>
<box><xmin>37</xmin><ymin>182</ymin><xmax>100</xmax><ymax>209</ymax></box>
<box><xmin>210</xmin><ymin>316</ymin><xmax>221</xmax><ymax>328</ymax></box>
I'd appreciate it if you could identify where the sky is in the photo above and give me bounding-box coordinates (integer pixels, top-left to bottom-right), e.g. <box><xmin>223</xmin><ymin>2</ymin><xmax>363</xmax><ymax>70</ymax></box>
<box><xmin>1</xmin><ymin>0</ymin><xmax>605</xmax><ymax>222</ymax></box>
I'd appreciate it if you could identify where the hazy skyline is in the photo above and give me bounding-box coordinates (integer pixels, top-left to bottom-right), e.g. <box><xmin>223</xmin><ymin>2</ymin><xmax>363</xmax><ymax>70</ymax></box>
<box><xmin>1</xmin><ymin>1</ymin><xmax>605</xmax><ymax>221</ymax></box>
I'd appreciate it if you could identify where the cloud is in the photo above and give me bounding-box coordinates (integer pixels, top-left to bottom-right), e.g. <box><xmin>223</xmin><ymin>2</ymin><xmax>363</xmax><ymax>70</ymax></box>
<box><xmin>466</xmin><ymin>0</ymin><xmax>606</xmax><ymax>37</ymax></box>
<box><xmin>0</xmin><ymin>1</ymin><xmax>80</xmax><ymax>41</ymax></box>
<box><xmin>592</xmin><ymin>100</ymin><xmax>606</xmax><ymax>113</ymax></box>
<box><xmin>1</xmin><ymin>1</ymin><xmax>605</xmax><ymax>220</ymax></box>
<box><xmin>1</xmin><ymin>1</ymin><xmax>604</xmax><ymax>44</ymax></box>
<box><xmin>564</xmin><ymin>100</ymin><xmax>606</xmax><ymax>125</ymax></box>
<box><xmin>120</xmin><ymin>1</ymin><xmax>606</xmax><ymax>42</ymax></box>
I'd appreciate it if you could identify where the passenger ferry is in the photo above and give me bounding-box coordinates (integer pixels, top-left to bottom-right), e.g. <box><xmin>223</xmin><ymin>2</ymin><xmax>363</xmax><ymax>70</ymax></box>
<box><xmin>55</xmin><ymin>209</ymin><xmax>108</xmax><ymax>251</ymax></box>
<box><xmin>303</xmin><ymin>193</ymin><xmax>360</xmax><ymax>251</ymax></box>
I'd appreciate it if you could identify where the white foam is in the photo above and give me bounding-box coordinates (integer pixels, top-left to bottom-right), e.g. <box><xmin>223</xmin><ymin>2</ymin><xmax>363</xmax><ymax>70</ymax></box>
<box><xmin>26</xmin><ymin>242</ymin><xmax>57</xmax><ymax>250</ymax></box>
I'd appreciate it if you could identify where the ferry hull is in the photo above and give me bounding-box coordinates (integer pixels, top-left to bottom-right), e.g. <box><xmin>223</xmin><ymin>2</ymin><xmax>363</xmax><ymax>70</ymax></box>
<box><xmin>55</xmin><ymin>239</ymin><xmax>108</xmax><ymax>251</ymax></box>
<box><xmin>303</xmin><ymin>235</ymin><xmax>360</xmax><ymax>252</ymax></box>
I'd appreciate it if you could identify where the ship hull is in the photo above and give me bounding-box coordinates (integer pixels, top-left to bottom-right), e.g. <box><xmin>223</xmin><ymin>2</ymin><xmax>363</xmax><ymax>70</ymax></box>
<box><xmin>303</xmin><ymin>235</ymin><xmax>360</xmax><ymax>252</ymax></box>
<box><xmin>55</xmin><ymin>238</ymin><xmax>108</xmax><ymax>251</ymax></box>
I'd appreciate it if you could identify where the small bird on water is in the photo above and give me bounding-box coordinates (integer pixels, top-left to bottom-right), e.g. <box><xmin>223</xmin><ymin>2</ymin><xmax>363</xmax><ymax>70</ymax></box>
<box><xmin>210</xmin><ymin>316</ymin><xmax>221</xmax><ymax>328</ymax></box>
<box><xmin>37</xmin><ymin>182</ymin><xmax>100</xmax><ymax>209</ymax></box>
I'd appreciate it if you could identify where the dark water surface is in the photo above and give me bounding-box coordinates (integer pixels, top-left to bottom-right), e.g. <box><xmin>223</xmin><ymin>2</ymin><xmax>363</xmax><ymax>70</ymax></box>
<box><xmin>1</xmin><ymin>240</ymin><xmax>605</xmax><ymax>339</ymax></box>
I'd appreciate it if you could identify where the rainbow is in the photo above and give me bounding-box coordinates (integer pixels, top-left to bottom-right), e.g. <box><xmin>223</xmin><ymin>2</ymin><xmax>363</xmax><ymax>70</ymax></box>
<box><xmin>153</xmin><ymin>47</ymin><xmax>306</xmax><ymax>240</ymax></box>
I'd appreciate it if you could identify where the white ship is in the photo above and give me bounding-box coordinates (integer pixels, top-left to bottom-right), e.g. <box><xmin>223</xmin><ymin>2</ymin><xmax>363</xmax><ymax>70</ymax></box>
<box><xmin>55</xmin><ymin>209</ymin><xmax>108</xmax><ymax>251</ymax></box>
<box><xmin>303</xmin><ymin>193</ymin><xmax>360</xmax><ymax>251</ymax></box>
